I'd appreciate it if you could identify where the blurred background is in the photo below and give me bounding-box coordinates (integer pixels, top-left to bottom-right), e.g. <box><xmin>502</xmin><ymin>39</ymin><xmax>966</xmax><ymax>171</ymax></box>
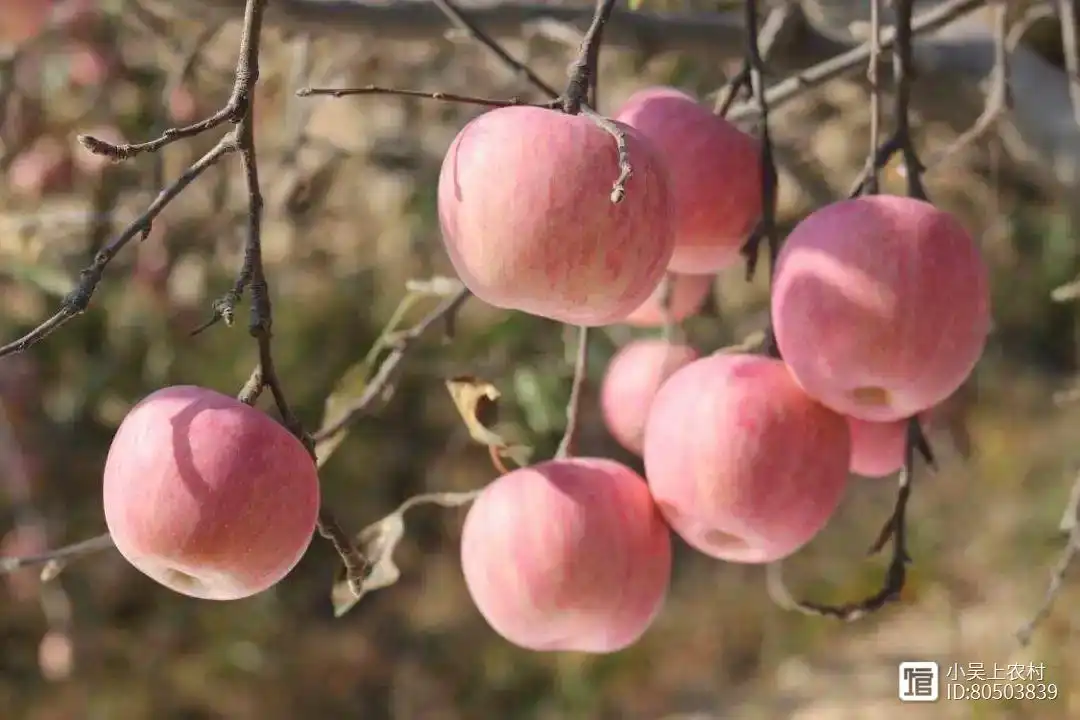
<box><xmin>1</xmin><ymin>0</ymin><xmax>1080</xmax><ymax>718</ymax></box>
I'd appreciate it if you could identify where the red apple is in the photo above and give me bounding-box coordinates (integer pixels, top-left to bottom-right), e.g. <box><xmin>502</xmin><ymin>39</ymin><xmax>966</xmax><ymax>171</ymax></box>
<box><xmin>771</xmin><ymin>195</ymin><xmax>990</xmax><ymax>422</ymax></box>
<box><xmin>623</xmin><ymin>272</ymin><xmax>713</xmax><ymax>327</ymax></box>
<box><xmin>847</xmin><ymin>416</ymin><xmax>907</xmax><ymax>478</ymax></box>
<box><xmin>102</xmin><ymin>385</ymin><xmax>320</xmax><ymax>600</ymax></box>
<box><xmin>643</xmin><ymin>353</ymin><xmax>850</xmax><ymax>563</ymax></box>
<box><xmin>600</xmin><ymin>338</ymin><xmax>699</xmax><ymax>455</ymax></box>
<box><xmin>438</xmin><ymin>105</ymin><xmax>675</xmax><ymax>325</ymax></box>
<box><xmin>614</xmin><ymin>86</ymin><xmax>762</xmax><ymax>274</ymax></box>
<box><xmin>460</xmin><ymin>458</ymin><xmax>671</xmax><ymax>653</ymax></box>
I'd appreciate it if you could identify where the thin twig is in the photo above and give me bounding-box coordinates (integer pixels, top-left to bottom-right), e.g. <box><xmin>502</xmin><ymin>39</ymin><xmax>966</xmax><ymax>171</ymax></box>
<box><xmin>0</xmin><ymin>136</ymin><xmax>234</xmax><ymax>358</ymax></box>
<box><xmin>1017</xmin><ymin>516</ymin><xmax>1080</xmax><ymax>646</ymax></box>
<box><xmin>728</xmin><ymin>0</ymin><xmax>989</xmax><ymax>123</ymax></box>
<box><xmin>0</xmin><ymin>533</ymin><xmax>115</xmax><ymax>575</ymax></box>
<box><xmin>847</xmin><ymin>0</ymin><xmax>930</xmax><ymax>199</ymax></box>
<box><xmin>892</xmin><ymin>0</ymin><xmax>927</xmax><ymax>201</ymax></box>
<box><xmin>431</xmin><ymin>0</ymin><xmax>559</xmax><ymax>99</ymax></box>
<box><xmin>739</xmin><ymin>0</ymin><xmax>780</xmax><ymax>284</ymax></box>
<box><xmin>861</xmin><ymin>0</ymin><xmax>884</xmax><ymax>196</ymax></box>
<box><xmin>916</xmin><ymin>0</ymin><xmax>1011</xmax><ymax>173</ymax></box>
<box><xmin>296</xmin><ymin>85</ymin><xmax>550</xmax><ymax>108</ymax></box>
<box><xmin>562</xmin><ymin>0</ymin><xmax>617</xmax><ymax>114</ymax></box>
<box><xmin>311</xmin><ymin>288</ymin><xmax>472</xmax><ymax>444</ymax></box>
<box><xmin>555</xmin><ymin>325</ymin><xmax>589</xmax><ymax>459</ymax></box>
<box><xmin>712</xmin><ymin>3</ymin><xmax>794</xmax><ymax>117</ymax></box>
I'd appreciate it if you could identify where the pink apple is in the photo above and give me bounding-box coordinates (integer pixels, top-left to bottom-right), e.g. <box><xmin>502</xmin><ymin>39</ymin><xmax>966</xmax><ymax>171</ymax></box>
<box><xmin>643</xmin><ymin>353</ymin><xmax>850</xmax><ymax>563</ymax></box>
<box><xmin>615</xmin><ymin>86</ymin><xmax>762</xmax><ymax>273</ymax></box>
<box><xmin>771</xmin><ymin>195</ymin><xmax>990</xmax><ymax>422</ymax></box>
<box><xmin>600</xmin><ymin>338</ymin><xmax>699</xmax><ymax>455</ymax></box>
<box><xmin>103</xmin><ymin>385</ymin><xmax>320</xmax><ymax>600</ymax></box>
<box><xmin>438</xmin><ymin>105</ymin><xmax>675</xmax><ymax>325</ymax></box>
<box><xmin>847</xmin><ymin>416</ymin><xmax>907</xmax><ymax>478</ymax></box>
<box><xmin>623</xmin><ymin>272</ymin><xmax>713</xmax><ymax>327</ymax></box>
<box><xmin>460</xmin><ymin>457</ymin><xmax>671</xmax><ymax>652</ymax></box>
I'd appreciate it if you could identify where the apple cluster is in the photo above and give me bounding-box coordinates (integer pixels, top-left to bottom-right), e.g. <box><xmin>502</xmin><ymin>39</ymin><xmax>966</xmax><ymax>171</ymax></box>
<box><xmin>98</xmin><ymin>87</ymin><xmax>990</xmax><ymax>656</ymax></box>
<box><xmin>446</xmin><ymin>88</ymin><xmax>991</xmax><ymax>652</ymax></box>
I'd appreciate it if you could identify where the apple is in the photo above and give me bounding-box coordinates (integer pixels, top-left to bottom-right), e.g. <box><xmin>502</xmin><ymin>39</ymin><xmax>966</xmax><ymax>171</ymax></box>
<box><xmin>623</xmin><ymin>272</ymin><xmax>713</xmax><ymax>327</ymax></box>
<box><xmin>614</xmin><ymin>86</ymin><xmax>762</xmax><ymax>274</ymax></box>
<box><xmin>643</xmin><ymin>353</ymin><xmax>850</xmax><ymax>563</ymax></box>
<box><xmin>600</xmin><ymin>338</ymin><xmax>699</xmax><ymax>455</ymax></box>
<box><xmin>438</xmin><ymin>105</ymin><xmax>675</xmax><ymax>325</ymax></box>
<box><xmin>846</xmin><ymin>416</ymin><xmax>907</xmax><ymax>478</ymax></box>
<box><xmin>102</xmin><ymin>385</ymin><xmax>320</xmax><ymax>600</ymax></box>
<box><xmin>771</xmin><ymin>194</ymin><xmax>990</xmax><ymax>422</ymax></box>
<box><xmin>460</xmin><ymin>457</ymin><xmax>671</xmax><ymax>652</ymax></box>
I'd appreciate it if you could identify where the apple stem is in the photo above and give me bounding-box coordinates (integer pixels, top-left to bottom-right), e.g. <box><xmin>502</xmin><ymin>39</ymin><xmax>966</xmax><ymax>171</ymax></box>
<box><xmin>557</xmin><ymin>0</ymin><xmax>631</xmax><ymax>204</ymax></box>
<box><xmin>555</xmin><ymin>325</ymin><xmax>590</xmax><ymax>460</ymax></box>
<box><xmin>561</xmin><ymin>0</ymin><xmax>616</xmax><ymax>116</ymax></box>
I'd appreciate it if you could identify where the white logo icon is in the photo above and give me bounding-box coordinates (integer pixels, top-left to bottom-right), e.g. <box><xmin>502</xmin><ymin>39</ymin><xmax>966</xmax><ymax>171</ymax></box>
<box><xmin>898</xmin><ymin>661</ymin><xmax>939</xmax><ymax>702</ymax></box>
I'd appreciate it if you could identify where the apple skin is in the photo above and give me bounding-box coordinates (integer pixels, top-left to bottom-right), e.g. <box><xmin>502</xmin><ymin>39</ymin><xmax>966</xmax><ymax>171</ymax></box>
<box><xmin>847</xmin><ymin>416</ymin><xmax>908</xmax><ymax>478</ymax></box>
<box><xmin>622</xmin><ymin>272</ymin><xmax>714</xmax><ymax>327</ymax></box>
<box><xmin>102</xmin><ymin>385</ymin><xmax>320</xmax><ymax>600</ymax></box>
<box><xmin>643</xmin><ymin>353</ymin><xmax>850</xmax><ymax>563</ymax></box>
<box><xmin>614</xmin><ymin>86</ymin><xmax>762</xmax><ymax>274</ymax></box>
<box><xmin>771</xmin><ymin>194</ymin><xmax>991</xmax><ymax>422</ymax></box>
<box><xmin>600</xmin><ymin>338</ymin><xmax>699</xmax><ymax>455</ymax></box>
<box><xmin>460</xmin><ymin>457</ymin><xmax>672</xmax><ymax>653</ymax></box>
<box><xmin>438</xmin><ymin>105</ymin><xmax>676</xmax><ymax>326</ymax></box>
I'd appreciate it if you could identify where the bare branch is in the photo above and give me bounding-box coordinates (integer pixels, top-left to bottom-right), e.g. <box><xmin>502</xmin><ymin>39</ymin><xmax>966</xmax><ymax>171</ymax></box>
<box><xmin>1017</xmin><ymin>504</ymin><xmax>1080</xmax><ymax>646</ymax></box>
<box><xmin>296</xmin><ymin>85</ymin><xmax>549</xmax><ymax>108</ymax></box>
<box><xmin>311</xmin><ymin>288</ymin><xmax>472</xmax><ymax>445</ymax></box>
<box><xmin>0</xmin><ymin>136</ymin><xmax>234</xmax><ymax>359</ymax></box>
<box><xmin>738</xmin><ymin>0</ymin><xmax>781</xmax><ymax>284</ymax></box>
<box><xmin>431</xmin><ymin>0</ymin><xmax>560</xmax><ymax>98</ymax></box>
<box><xmin>0</xmin><ymin>533</ymin><xmax>115</xmax><ymax>575</ymax></box>
<box><xmin>730</xmin><ymin>0</ymin><xmax>990</xmax><ymax>122</ymax></box>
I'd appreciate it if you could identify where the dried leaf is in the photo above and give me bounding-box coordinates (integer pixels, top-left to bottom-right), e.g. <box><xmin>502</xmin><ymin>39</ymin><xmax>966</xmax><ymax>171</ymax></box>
<box><xmin>445</xmin><ymin>376</ymin><xmax>532</xmax><ymax>467</ymax></box>
<box><xmin>330</xmin><ymin>489</ymin><xmax>481</xmax><ymax>617</ymax></box>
